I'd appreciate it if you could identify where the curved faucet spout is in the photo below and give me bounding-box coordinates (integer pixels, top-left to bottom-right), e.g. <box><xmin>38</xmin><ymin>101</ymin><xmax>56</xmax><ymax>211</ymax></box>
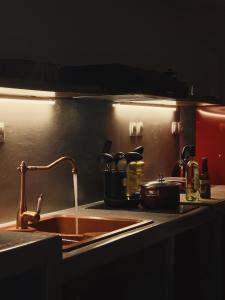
<box><xmin>16</xmin><ymin>156</ymin><xmax>77</xmax><ymax>229</ymax></box>
<box><xmin>27</xmin><ymin>156</ymin><xmax>77</xmax><ymax>174</ymax></box>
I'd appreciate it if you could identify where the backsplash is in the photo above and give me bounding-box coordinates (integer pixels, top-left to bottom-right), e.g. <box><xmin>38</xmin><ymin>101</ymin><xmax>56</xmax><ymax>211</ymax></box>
<box><xmin>0</xmin><ymin>99</ymin><xmax>180</xmax><ymax>223</ymax></box>
<box><xmin>196</xmin><ymin>106</ymin><xmax>225</xmax><ymax>184</ymax></box>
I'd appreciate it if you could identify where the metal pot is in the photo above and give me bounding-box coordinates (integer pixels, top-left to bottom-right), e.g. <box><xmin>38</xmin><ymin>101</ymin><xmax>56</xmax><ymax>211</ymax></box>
<box><xmin>164</xmin><ymin>177</ymin><xmax>186</xmax><ymax>193</ymax></box>
<box><xmin>140</xmin><ymin>177</ymin><xmax>180</xmax><ymax>210</ymax></box>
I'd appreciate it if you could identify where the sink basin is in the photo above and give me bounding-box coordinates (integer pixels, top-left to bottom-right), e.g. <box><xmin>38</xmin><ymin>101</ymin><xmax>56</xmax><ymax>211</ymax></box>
<box><xmin>5</xmin><ymin>215</ymin><xmax>153</xmax><ymax>251</ymax></box>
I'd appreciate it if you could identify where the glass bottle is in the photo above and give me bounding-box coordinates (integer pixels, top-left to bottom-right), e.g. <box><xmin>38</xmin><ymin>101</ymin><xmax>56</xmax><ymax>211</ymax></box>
<box><xmin>126</xmin><ymin>160</ymin><xmax>144</xmax><ymax>198</ymax></box>
<box><xmin>136</xmin><ymin>160</ymin><xmax>145</xmax><ymax>190</ymax></box>
<box><xmin>200</xmin><ymin>157</ymin><xmax>211</xmax><ymax>199</ymax></box>
<box><xmin>126</xmin><ymin>162</ymin><xmax>138</xmax><ymax>197</ymax></box>
<box><xmin>185</xmin><ymin>146</ymin><xmax>200</xmax><ymax>201</ymax></box>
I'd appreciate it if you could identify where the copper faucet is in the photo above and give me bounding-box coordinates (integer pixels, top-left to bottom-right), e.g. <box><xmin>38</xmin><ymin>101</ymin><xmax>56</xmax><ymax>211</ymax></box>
<box><xmin>16</xmin><ymin>156</ymin><xmax>77</xmax><ymax>229</ymax></box>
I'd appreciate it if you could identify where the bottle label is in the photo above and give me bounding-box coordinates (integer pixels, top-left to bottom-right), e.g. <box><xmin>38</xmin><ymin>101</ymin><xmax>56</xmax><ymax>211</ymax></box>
<box><xmin>193</xmin><ymin>173</ymin><xmax>200</xmax><ymax>192</ymax></box>
<box><xmin>185</xmin><ymin>160</ymin><xmax>200</xmax><ymax>201</ymax></box>
<box><xmin>200</xmin><ymin>180</ymin><xmax>211</xmax><ymax>198</ymax></box>
<box><xmin>200</xmin><ymin>180</ymin><xmax>209</xmax><ymax>185</ymax></box>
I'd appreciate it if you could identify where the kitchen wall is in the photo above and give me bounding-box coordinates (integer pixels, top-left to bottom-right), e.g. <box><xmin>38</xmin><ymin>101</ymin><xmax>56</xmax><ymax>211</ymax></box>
<box><xmin>0</xmin><ymin>99</ymin><xmax>179</xmax><ymax>223</ymax></box>
<box><xmin>0</xmin><ymin>0</ymin><xmax>218</xmax><ymax>222</ymax></box>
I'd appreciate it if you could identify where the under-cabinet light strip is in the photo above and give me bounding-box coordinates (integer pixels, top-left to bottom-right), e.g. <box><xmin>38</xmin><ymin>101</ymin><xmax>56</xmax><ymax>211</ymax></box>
<box><xmin>0</xmin><ymin>87</ymin><xmax>56</xmax><ymax>98</ymax></box>
<box><xmin>112</xmin><ymin>103</ymin><xmax>176</xmax><ymax>111</ymax></box>
<box><xmin>0</xmin><ymin>98</ymin><xmax>55</xmax><ymax>105</ymax></box>
<box><xmin>198</xmin><ymin>109</ymin><xmax>225</xmax><ymax>118</ymax></box>
<box><xmin>118</xmin><ymin>100</ymin><xmax>177</xmax><ymax>106</ymax></box>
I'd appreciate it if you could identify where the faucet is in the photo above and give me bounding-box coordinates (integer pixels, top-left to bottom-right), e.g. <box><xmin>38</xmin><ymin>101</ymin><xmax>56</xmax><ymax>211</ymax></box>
<box><xmin>16</xmin><ymin>156</ymin><xmax>77</xmax><ymax>229</ymax></box>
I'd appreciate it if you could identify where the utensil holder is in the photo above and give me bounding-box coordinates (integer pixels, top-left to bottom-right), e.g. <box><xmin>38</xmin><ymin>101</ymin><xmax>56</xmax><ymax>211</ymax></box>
<box><xmin>103</xmin><ymin>170</ymin><xmax>141</xmax><ymax>208</ymax></box>
<box><xmin>104</xmin><ymin>170</ymin><xmax>126</xmax><ymax>201</ymax></box>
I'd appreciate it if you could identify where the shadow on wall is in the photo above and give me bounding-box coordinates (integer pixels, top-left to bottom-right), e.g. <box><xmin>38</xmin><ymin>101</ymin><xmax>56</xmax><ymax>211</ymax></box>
<box><xmin>0</xmin><ymin>99</ymin><xmax>180</xmax><ymax>223</ymax></box>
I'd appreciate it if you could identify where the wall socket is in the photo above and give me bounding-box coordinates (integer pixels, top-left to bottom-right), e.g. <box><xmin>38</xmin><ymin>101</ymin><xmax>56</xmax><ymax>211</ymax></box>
<box><xmin>171</xmin><ymin>121</ymin><xmax>183</xmax><ymax>135</ymax></box>
<box><xmin>0</xmin><ymin>122</ymin><xmax>5</xmax><ymax>143</ymax></box>
<box><xmin>129</xmin><ymin>121</ymin><xmax>144</xmax><ymax>137</ymax></box>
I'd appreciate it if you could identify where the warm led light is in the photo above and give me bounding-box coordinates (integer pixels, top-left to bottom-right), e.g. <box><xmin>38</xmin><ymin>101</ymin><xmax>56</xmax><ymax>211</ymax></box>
<box><xmin>122</xmin><ymin>99</ymin><xmax>176</xmax><ymax>106</ymax></box>
<box><xmin>0</xmin><ymin>99</ymin><xmax>55</xmax><ymax>125</ymax></box>
<box><xmin>113</xmin><ymin>102</ymin><xmax>175</xmax><ymax>124</ymax></box>
<box><xmin>112</xmin><ymin>103</ymin><xmax>176</xmax><ymax>111</ymax></box>
<box><xmin>0</xmin><ymin>98</ymin><xmax>55</xmax><ymax>105</ymax></box>
<box><xmin>198</xmin><ymin>107</ymin><xmax>225</xmax><ymax>118</ymax></box>
<box><xmin>0</xmin><ymin>87</ymin><xmax>56</xmax><ymax>98</ymax></box>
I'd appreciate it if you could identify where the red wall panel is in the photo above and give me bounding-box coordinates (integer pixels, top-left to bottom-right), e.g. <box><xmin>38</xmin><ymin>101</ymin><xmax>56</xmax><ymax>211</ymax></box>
<box><xmin>196</xmin><ymin>107</ymin><xmax>225</xmax><ymax>184</ymax></box>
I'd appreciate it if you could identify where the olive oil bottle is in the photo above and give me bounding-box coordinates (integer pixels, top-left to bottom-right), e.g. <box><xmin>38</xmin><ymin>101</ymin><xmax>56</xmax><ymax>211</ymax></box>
<box><xmin>200</xmin><ymin>157</ymin><xmax>211</xmax><ymax>199</ymax></box>
<box><xmin>185</xmin><ymin>146</ymin><xmax>200</xmax><ymax>201</ymax></box>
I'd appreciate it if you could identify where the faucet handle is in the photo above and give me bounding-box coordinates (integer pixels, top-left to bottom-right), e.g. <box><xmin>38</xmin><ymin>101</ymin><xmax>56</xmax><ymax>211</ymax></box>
<box><xmin>36</xmin><ymin>194</ymin><xmax>43</xmax><ymax>214</ymax></box>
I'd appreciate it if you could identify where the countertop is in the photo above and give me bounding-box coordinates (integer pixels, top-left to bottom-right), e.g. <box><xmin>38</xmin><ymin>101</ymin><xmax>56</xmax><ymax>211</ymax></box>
<box><xmin>0</xmin><ymin>230</ymin><xmax>58</xmax><ymax>252</ymax></box>
<box><xmin>0</xmin><ymin>231</ymin><xmax>61</xmax><ymax>280</ymax></box>
<box><xmin>0</xmin><ymin>185</ymin><xmax>225</xmax><ymax>284</ymax></box>
<box><xmin>59</xmin><ymin>185</ymin><xmax>225</xmax><ymax>282</ymax></box>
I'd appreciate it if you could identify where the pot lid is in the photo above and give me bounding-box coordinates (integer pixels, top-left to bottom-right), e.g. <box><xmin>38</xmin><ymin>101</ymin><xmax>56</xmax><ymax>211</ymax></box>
<box><xmin>142</xmin><ymin>175</ymin><xmax>180</xmax><ymax>188</ymax></box>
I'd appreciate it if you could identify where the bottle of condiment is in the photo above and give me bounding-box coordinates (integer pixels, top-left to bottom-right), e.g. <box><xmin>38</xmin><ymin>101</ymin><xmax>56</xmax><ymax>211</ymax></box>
<box><xmin>136</xmin><ymin>160</ymin><xmax>145</xmax><ymax>190</ymax></box>
<box><xmin>126</xmin><ymin>162</ymin><xmax>138</xmax><ymax>197</ymax></box>
<box><xmin>200</xmin><ymin>157</ymin><xmax>211</xmax><ymax>199</ymax></box>
<box><xmin>185</xmin><ymin>146</ymin><xmax>200</xmax><ymax>201</ymax></box>
<box><xmin>126</xmin><ymin>160</ymin><xmax>144</xmax><ymax>198</ymax></box>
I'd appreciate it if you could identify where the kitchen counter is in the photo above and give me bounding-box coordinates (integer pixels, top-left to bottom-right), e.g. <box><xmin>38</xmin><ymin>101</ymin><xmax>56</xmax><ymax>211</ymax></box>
<box><xmin>60</xmin><ymin>202</ymin><xmax>207</xmax><ymax>269</ymax></box>
<box><xmin>0</xmin><ymin>231</ymin><xmax>61</xmax><ymax>300</ymax></box>
<box><xmin>58</xmin><ymin>185</ymin><xmax>225</xmax><ymax>300</ymax></box>
<box><xmin>0</xmin><ymin>231</ymin><xmax>61</xmax><ymax>280</ymax></box>
<box><xmin>1</xmin><ymin>185</ymin><xmax>225</xmax><ymax>300</ymax></box>
<box><xmin>61</xmin><ymin>185</ymin><xmax>225</xmax><ymax>260</ymax></box>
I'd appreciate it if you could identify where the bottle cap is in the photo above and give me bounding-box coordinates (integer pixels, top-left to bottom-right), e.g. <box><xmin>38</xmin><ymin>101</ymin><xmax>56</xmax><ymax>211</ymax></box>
<box><xmin>202</xmin><ymin>157</ymin><xmax>208</xmax><ymax>172</ymax></box>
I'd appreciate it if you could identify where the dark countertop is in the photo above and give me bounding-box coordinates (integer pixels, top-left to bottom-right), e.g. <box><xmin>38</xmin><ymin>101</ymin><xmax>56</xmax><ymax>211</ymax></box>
<box><xmin>0</xmin><ymin>231</ymin><xmax>61</xmax><ymax>280</ymax></box>
<box><xmin>59</xmin><ymin>203</ymin><xmax>210</xmax><ymax>282</ymax></box>
<box><xmin>60</xmin><ymin>185</ymin><xmax>225</xmax><ymax>282</ymax></box>
<box><xmin>0</xmin><ymin>230</ymin><xmax>57</xmax><ymax>252</ymax></box>
<box><xmin>0</xmin><ymin>185</ymin><xmax>224</xmax><ymax>284</ymax></box>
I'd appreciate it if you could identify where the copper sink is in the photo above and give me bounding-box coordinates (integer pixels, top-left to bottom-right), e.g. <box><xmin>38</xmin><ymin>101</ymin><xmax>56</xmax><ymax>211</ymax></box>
<box><xmin>5</xmin><ymin>215</ymin><xmax>153</xmax><ymax>251</ymax></box>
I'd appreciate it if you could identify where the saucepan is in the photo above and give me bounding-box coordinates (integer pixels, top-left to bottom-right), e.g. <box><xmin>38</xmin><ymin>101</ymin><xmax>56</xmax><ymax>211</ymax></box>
<box><xmin>140</xmin><ymin>177</ymin><xmax>180</xmax><ymax>210</ymax></box>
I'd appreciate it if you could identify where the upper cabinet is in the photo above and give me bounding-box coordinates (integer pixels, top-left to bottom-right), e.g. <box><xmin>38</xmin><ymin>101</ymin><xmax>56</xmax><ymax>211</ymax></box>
<box><xmin>0</xmin><ymin>60</ymin><xmax>222</xmax><ymax>106</ymax></box>
<box><xmin>0</xmin><ymin>2</ymin><xmax>224</xmax><ymax>103</ymax></box>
